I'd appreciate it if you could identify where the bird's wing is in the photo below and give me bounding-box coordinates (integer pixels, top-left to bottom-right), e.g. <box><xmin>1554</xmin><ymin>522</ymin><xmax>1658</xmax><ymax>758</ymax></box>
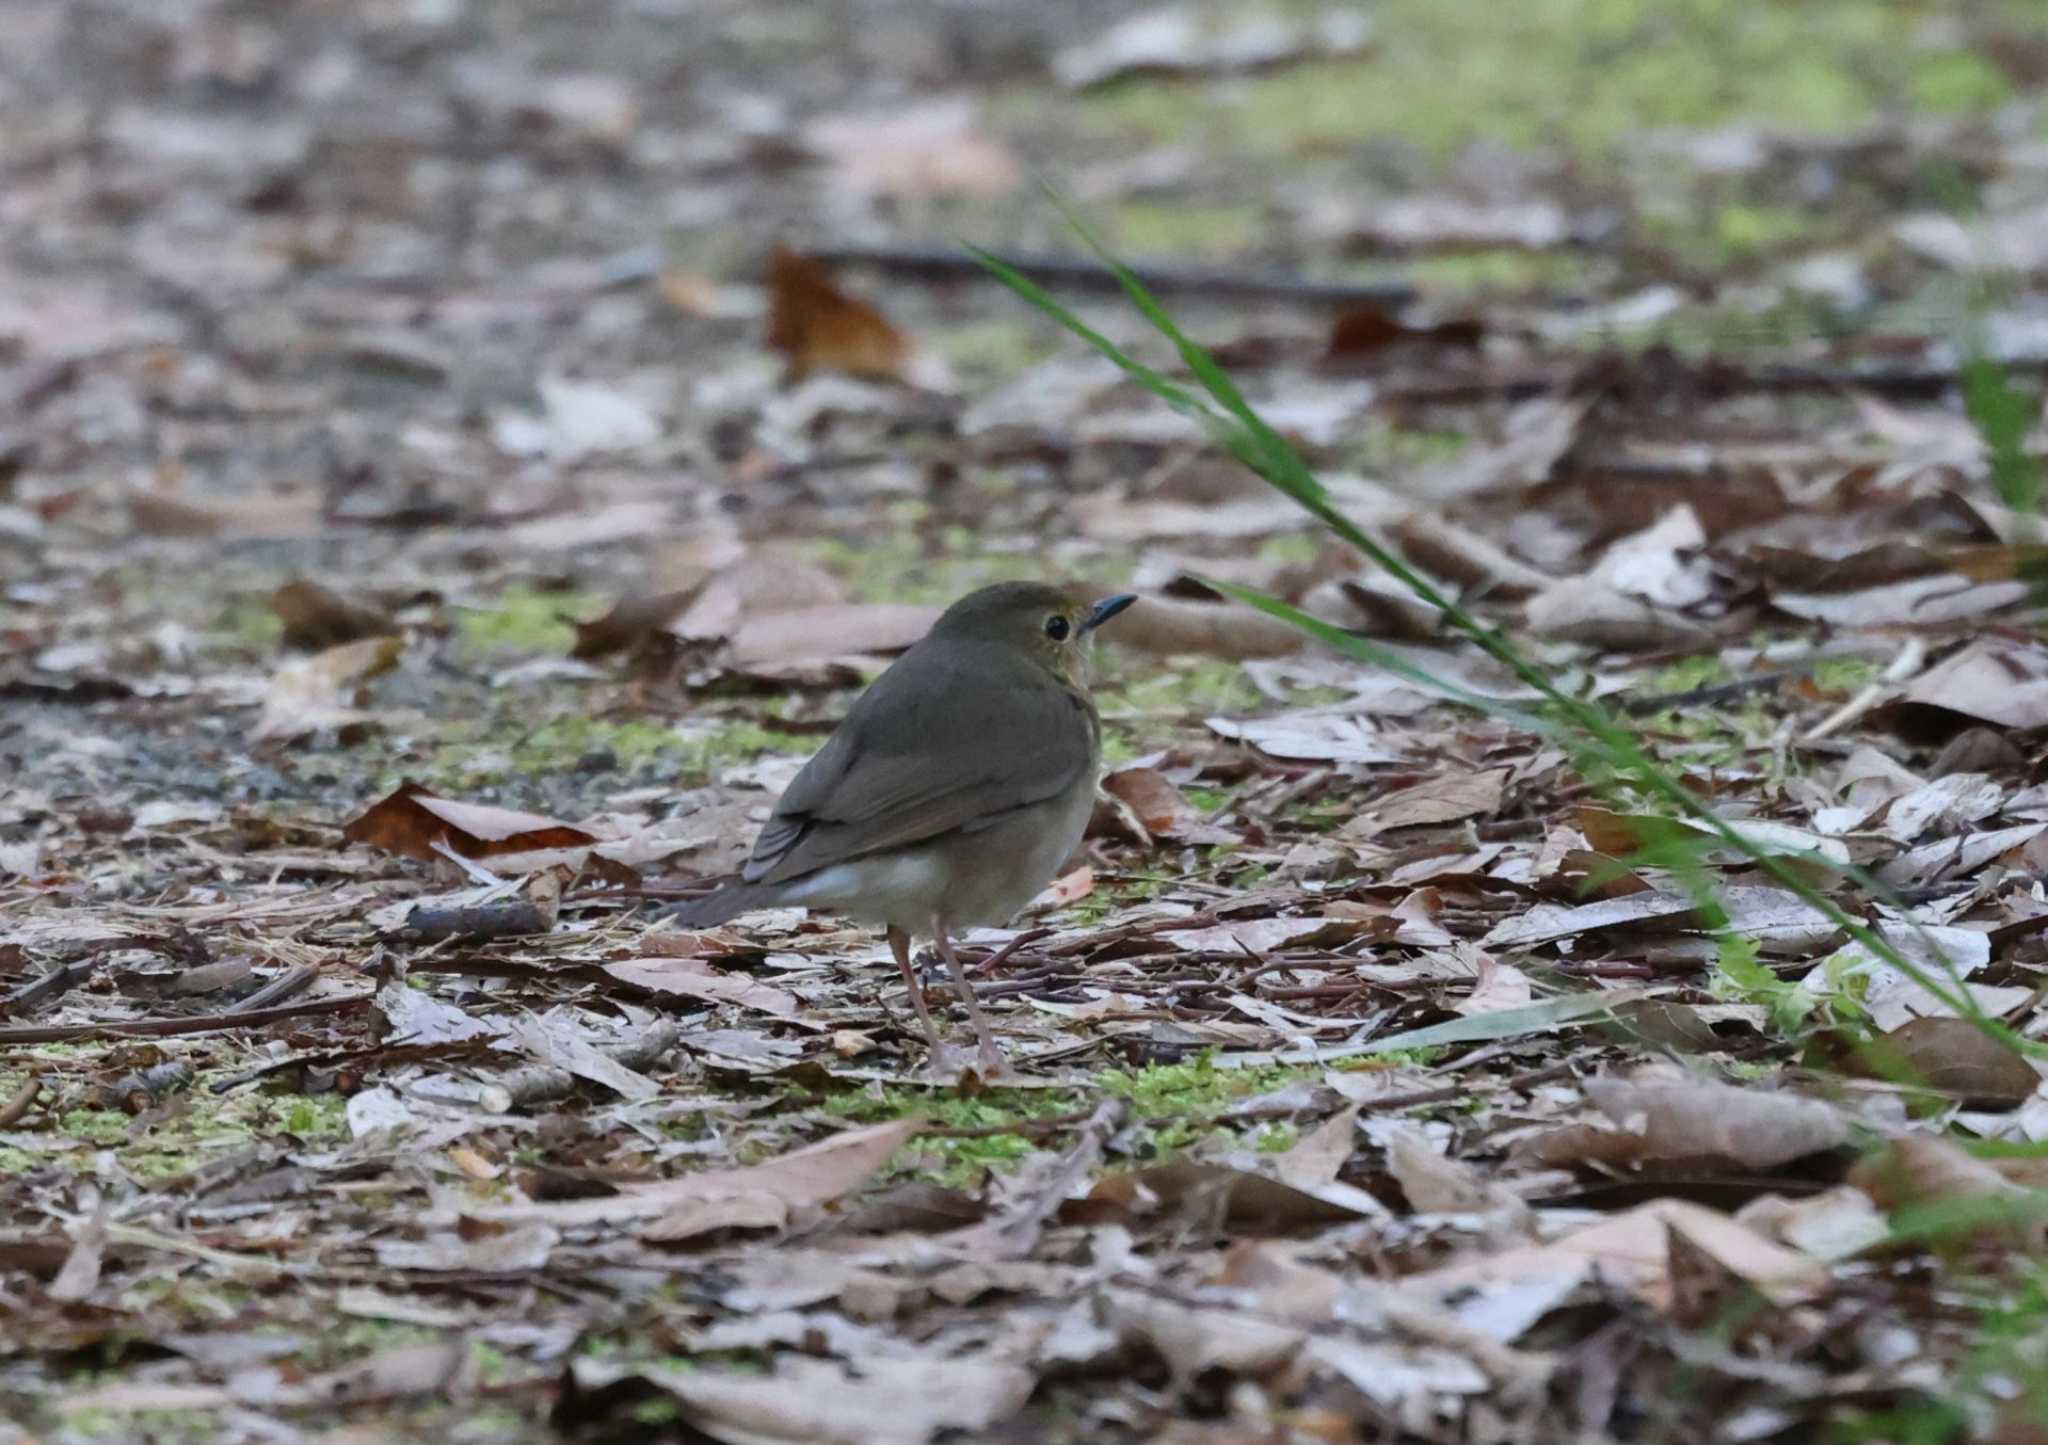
<box><xmin>741</xmin><ymin>641</ymin><xmax>1096</xmax><ymax>886</ymax></box>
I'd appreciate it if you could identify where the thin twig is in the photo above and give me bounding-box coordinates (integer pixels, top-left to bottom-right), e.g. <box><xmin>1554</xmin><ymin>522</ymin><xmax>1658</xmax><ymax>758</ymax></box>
<box><xmin>0</xmin><ymin>995</ymin><xmax>369</xmax><ymax>1045</ymax></box>
<box><xmin>0</xmin><ymin>959</ymin><xmax>99</xmax><ymax>1016</ymax></box>
<box><xmin>233</xmin><ymin>964</ymin><xmax>320</xmax><ymax>1014</ymax></box>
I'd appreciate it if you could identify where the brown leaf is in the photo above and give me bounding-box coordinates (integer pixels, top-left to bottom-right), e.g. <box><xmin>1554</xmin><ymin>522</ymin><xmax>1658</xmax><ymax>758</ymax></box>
<box><xmin>1267</xmin><ymin>1106</ymin><xmax>1358</xmax><ymax>1192</ymax></box>
<box><xmin>1159</xmin><ymin>916</ymin><xmax>1369</xmax><ymax>955</ymax></box>
<box><xmin>1524</xmin><ymin>576</ymin><xmax>1709</xmax><ymax>649</ymax></box>
<box><xmin>1664</xmin><ymin>1220</ymin><xmax>1766</xmax><ymax>1330</ymax></box>
<box><xmin>1106</xmin><ymin>590</ymin><xmax>1305</xmax><ymax>659</ymax></box>
<box><xmin>603</xmin><ymin>957</ymin><xmax>801</xmax><ymax>1019</ymax></box>
<box><xmin>1422</xmin><ymin>1199</ymin><xmax>1828</xmax><ymax>1312</ymax></box>
<box><xmin>569</xmin><ymin>590</ymin><xmax>696</xmax><ymax>659</ymax></box>
<box><xmin>1342</xmin><ymin>767</ymin><xmax>1506</xmax><ymax>837</ymax></box>
<box><xmin>1515</xmin><ymin>1073</ymin><xmax>1851</xmax><ymax>1172</ymax></box>
<box><xmin>341</xmin><ymin>781</ymin><xmax>598</xmax><ymax>862</ymax></box>
<box><xmin>1452</xmin><ymin>954</ymin><xmax>1533</xmax><ymax>1017</ymax></box>
<box><xmin>1066</xmin><ymin>1162</ymin><xmax>1378</xmax><ymax>1232</ymax></box>
<box><xmin>674</xmin><ymin>553</ymin><xmax>848</xmax><ymax>641</ymax></box>
<box><xmin>1207</xmin><ymin>712</ymin><xmax>1400</xmax><ymax>764</ymax></box>
<box><xmin>766</xmin><ymin>246</ymin><xmax>910</xmax><ymax>383</ymax></box>
<box><xmin>268</xmin><ymin>580</ymin><xmax>398</xmax><ymax>651</ymax></box>
<box><xmin>728</xmin><ymin>601</ymin><xmax>940</xmax><ymax>669</ymax></box>
<box><xmin>479</xmin><ymin>1117</ymin><xmax>922</xmax><ymax>1239</ymax></box>
<box><xmin>1386</xmin><ymin>1128</ymin><xmax>1522</xmax><ymax>1215</ymax></box>
<box><xmin>1892</xmin><ymin>637</ymin><xmax>2048</xmax><ymax>731</ymax></box>
<box><xmin>1096</xmin><ymin>1286</ymin><xmax>1305</xmax><ymax>1385</ymax></box>
<box><xmin>1100</xmin><ymin>767</ymin><xmax>1242</xmax><ymax>846</ymax></box>
<box><xmin>1853</xmin><ymin>1017</ymin><xmax>2042</xmax><ymax>1109</ymax></box>
<box><xmin>1325</xmin><ymin>304</ymin><xmax>1482</xmax><ymax>359</ymax></box>
<box><xmin>640</xmin><ymin>1117</ymin><xmax>923</xmax><ymax>1239</ymax></box>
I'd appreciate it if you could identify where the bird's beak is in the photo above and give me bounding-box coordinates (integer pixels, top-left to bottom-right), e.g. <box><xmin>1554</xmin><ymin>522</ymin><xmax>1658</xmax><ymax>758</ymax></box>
<box><xmin>1083</xmin><ymin>593</ymin><xmax>1137</xmax><ymax>633</ymax></box>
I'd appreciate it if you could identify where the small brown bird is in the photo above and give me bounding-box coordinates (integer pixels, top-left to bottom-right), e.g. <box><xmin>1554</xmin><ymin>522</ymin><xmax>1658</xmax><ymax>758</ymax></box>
<box><xmin>664</xmin><ymin>581</ymin><xmax>1136</xmax><ymax>1074</ymax></box>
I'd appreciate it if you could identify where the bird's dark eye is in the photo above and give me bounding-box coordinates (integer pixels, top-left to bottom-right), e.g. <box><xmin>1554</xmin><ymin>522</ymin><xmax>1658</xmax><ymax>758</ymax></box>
<box><xmin>1043</xmin><ymin>614</ymin><xmax>1071</xmax><ymax>642</ymax></box>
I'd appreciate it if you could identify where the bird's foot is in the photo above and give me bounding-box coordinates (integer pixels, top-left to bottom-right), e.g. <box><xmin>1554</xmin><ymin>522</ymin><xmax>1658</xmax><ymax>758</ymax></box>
<box><xmin>923</xmin><ymin>1040</ymin><xmax>973</xmax><ymax>1082</ymax></box>
<box><xmin>921</xmin><ymin>1039</ymin><xmax>1021</xmax><ymax>1085</ymax></box>
<box><xmin>968</xmin><ymin>1042</ymin><xmax>1023</xmax><ymax>1086</ymax></box>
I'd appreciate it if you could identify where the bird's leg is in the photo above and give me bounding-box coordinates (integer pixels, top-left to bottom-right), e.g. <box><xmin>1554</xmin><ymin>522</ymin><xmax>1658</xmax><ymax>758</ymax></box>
<box><xmin>934</xmin><ymin>922</ymin><xmax>1007</xmax><ymax>1078</ymax></box>
<box><xmin>888</xmin><ymin>925</ymin><xmax>952</xmax><ymax>1067</ymax></box>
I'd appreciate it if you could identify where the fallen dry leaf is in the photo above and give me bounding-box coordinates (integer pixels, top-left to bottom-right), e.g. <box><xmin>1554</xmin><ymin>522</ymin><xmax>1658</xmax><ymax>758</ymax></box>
<box><xmin>728</xmin><ymin>601</ymin><xmax>941</xmax><ymax>669</ymax></box>
<box><xmin>1325</xmin><ymin>303</ymin><xmax>1482</xmax><ymax>359</ymax></box>
<box><xmin>1853</xmin><ymin>1017</ymin><xmax>2042</xmax><ymax>1109</ymax></box>
<box><xmin>804</xmin><ymin>97</ymin><xmax>1019</xmax><ymax>199</ymax></box>
<box><xmin>766</xmin><ymin>246</ymin><xmax>912</xmax><ymax>383</ymax></box>
<box><xmin>268</xmin><ymin>580</ymin><xmax>398</xmax><ymax>651</ymax></box>
<box><xmin>130</xmin><ymin>490</ymin><xmax>323</xmax><ymax>539</ymax></box>
<box><xmin>249</xmin><ymin>634</ymin><xmax>403</xmax><ymax>744</ymax></box>
<box><xmin>1483</xmin><ymin>886</ymin><xmax>1837</xmax><ymax>952</ymax></box>
<box><xmin>481</xmin><ymin>1117</ymin><xmax>922</xmax><ymax>1239</ymax></box>
<box><xmin>672</xmin><ymin>552</ymin><xmax>848</xmax><ymax>642</ymax></box>
<box><xmin>572</xmin><ymin>1353</ymin><xmax>1033</xmax><ymax>1445</ymax></box>
<box><xmin>603</xmin><ymin>956</ymin><xmax>801</xmax><ymax>1019</ymax></box>
<box><xmin>1514</xmin><ymin>1072</ymin><xmax>1851</xmax><ymax>1172</ymax></box>
<box><xmin>1893</xmin><ymin>638</ymin><xmax>2048</xmax><ymax>731</ymax></box>
<box><xmin>1100</xmin><ymin>766</ymin><xmax>1242</xmax><ymax>845</ymax></box>
<box><xmin>1342</xmin><ymin>767</ymin><xmax>1507</xmax><ymax>837</ymax></box>
<box><xmin>1108</xmin><ymin>590</ymin><xmax>1306</xmax><ymax>659</ymax></box>
<box><xmin>568</xmin><ymin>590</ymin><xmax>696</xmax><ymax>659</ymax></box>
<box><xmin>340</xmin><ymin>781</ymin><xmax>599</xmax><ymax>862</ymax></box>
<box><xmin>1066</xmin><ymin>1160</ymin><xmax>1381</xmax><ymax>1231</ymax></box>
<box><xmin>1424</xmin><ymin>1198</ymin><xmax>1829</xmax><ymax>1312</ymax></box>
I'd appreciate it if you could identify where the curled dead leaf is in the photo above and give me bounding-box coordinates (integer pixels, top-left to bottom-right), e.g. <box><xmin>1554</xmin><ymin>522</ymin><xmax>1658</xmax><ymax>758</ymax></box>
<box><xmin>1851</xmin><ymin>1017</ymin><xmax>2042</xmax><ymax>1109</ymax></box>
<box><xmin>268</xmin><ymin>580</ymin><xmax>398</xmax><ymax>651</ymax></box>
<box><xmin>341</xmin><ymin>781</ymin><xmax>598</xmax><ymax>862</ymax></box>
<box><xmin>603</xmin><ymin>957</ymin><xmax>801</xmax><ymax>1019</ymax></box>
<box><xmin>249</xmin><ymin>634</ymin><xmax>403</xmax><ymax>744</ymax></box>
<box><xmin>1106</xmin><ymin>590</ymin><xmax>1305</xmax><ymax>659</ymax></box>
<box><xmin>1064</xmin><ymin>1161</ymin><xmax>1378</xmax><ymax>1232</ymax></box>
<box><xmin>569</xmin><ymin>590</ymin><xmax>696</xmax><ymax>659</ymax></box>
<box><xmin>1099</xmin><ymin>766</ymin><xmax>1242</xmax><ymax>846</ymax></box>
<box><xmin>1514</xmin><ymin>1073</ymin><xmax>1851</xmax><ymax>1173</ymax></box>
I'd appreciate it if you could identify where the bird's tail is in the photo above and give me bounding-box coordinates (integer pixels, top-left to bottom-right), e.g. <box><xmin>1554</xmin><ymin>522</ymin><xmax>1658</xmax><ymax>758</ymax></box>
<box><xmin>652</xmin><ymin>881</ymin><xmax>776</xmax><ymax>928</ymax></box>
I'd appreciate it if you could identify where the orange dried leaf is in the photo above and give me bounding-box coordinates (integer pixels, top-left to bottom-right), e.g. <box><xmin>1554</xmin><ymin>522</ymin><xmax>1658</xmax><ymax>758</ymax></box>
<box><xmin>765</xmin><ymin>246</ymin><xmax>909</xmax><ymax>383</ymax></box>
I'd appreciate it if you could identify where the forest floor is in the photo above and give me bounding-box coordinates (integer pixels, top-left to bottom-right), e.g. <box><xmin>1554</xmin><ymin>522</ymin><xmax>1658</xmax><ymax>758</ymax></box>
<box><xmin>6</xmin><ymin>1</ymin><xmax>2048</xmax><ymax>1441</ymax></box>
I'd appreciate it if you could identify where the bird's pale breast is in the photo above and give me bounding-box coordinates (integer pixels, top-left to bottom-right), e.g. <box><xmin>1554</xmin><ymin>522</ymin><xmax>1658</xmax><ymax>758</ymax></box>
<box><xmin>777</xmin><ymin>775</ymin><xmax>1095</xmax><ymax>933</ymax></box>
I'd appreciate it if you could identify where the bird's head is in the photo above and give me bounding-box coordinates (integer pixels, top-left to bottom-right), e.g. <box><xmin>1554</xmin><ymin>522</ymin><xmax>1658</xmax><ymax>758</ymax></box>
<box><xmin>930</xmin><ymin>581</ymin><xmax>1137</xmax><ymax>686</ymax></box>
